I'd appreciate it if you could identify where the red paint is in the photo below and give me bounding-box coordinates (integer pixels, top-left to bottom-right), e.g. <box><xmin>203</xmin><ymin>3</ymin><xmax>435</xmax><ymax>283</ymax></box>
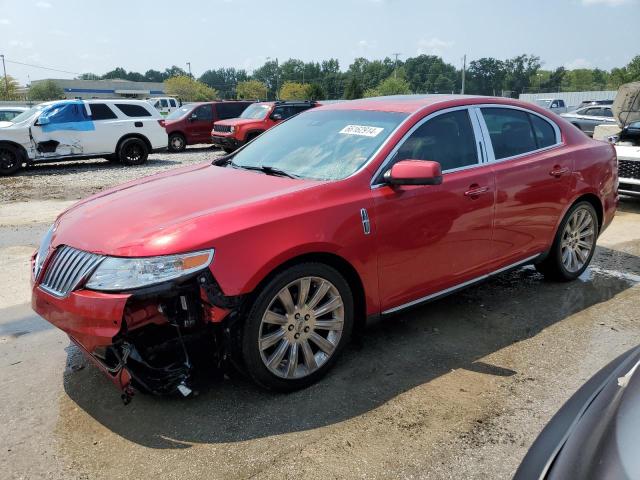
<box><xmin>32</xmin><ymin>95</ymin><xmax>617</xmax><ymax>370</ymax></box>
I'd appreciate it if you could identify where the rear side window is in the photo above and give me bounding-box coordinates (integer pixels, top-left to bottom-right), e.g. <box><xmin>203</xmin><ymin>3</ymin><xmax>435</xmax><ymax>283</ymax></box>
<box><xmin>602</xmin><ymin>108</ymin><xmax>613</xmax><ymax>118</ymax></box>
<box><xmin>395</xmin><ymin>109</ymin><xmax>478</xmax><ymax>171</ymax></box>
<box><xmin>481</xmin><ymin>108</ymin><xmax>537</xmax><ymax>160</ymax></box>
<box><xmin>529</xmin><ymin>114</ymin><xmax>557</xmax><ymax>149</ymax></box>
<box><xmin>89</xmin><ymin>103</ymin><xmax>117</xmax><ymax>120</ymax></box>
<box><xmin>169</xmin><ymin>99</ymin><xmax>177</xmax><ymax>107</ymax></box>
<box><xmin>115</xmin><ymin>104</ymin><xmax>152</xmax><ymax>117</ymax></box>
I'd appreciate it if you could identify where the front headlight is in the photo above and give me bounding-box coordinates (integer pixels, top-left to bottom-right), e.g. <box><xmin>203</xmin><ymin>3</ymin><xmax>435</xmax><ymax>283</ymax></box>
<box><xmin>34</xmin><ymin>224</ymin><xmax>55</xmax><ymax>279</ymax></box>
<box><xmin>229</xmin><ymin>125</ymin><xmax>235</xmax><ymax>133</ymax></box>
<box><xmin>85</xmin><ymin>249</ymin><xmax>214</xmax><ymax>291</ymax></box>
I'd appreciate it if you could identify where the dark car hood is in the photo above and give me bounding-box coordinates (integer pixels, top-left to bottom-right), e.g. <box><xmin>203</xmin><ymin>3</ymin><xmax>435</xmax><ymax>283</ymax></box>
<box><xmin>52</xmin><ymin>162</ymin><xmax>322</xmax><ymax>257</ymax></box>
<box><xmin>514</xmin><ymin>346</ymin><xmax>640</xmax><ymax>480</ymax></box>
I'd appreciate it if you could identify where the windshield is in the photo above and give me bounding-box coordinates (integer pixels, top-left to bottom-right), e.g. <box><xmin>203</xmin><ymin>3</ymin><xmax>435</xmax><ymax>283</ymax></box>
<box><xmin>9</xmin><ymin>105</ymin><xmax>46</xmax><ymax>124</ymax></box>
<box><xmin>166</xmin><ymin>105</ymin><xmax>192</xmax><ymax>120</ymax></box>
<box><xmin>240</xmin><ymin>104</ymin><xmax>271</xmax><ymax>120</ymax></box>
<box><xmin>230</xmin><ymin>109</ymin><xmax>408</xmax><ymax>181</ymax></box>
<box><xmin>535</xmin><ymin>100</ymin><xmax>552</xmax><ymax>107</ymax></box>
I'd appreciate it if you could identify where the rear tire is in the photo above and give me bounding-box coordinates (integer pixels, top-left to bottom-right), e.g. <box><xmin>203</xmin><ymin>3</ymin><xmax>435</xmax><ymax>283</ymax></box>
<box><xmin>241</xmin><ymin>263</ymin><xmax>354</xmax><ymax>392</ymax></box>
<box><xmin>0</xmin><ymin>145</ymin><xmax>22</xmax><ymax>176</ymax></box>
<box><xmin>118</xmin><ymin>138</ymin><xmax>148</xmax><ymax>166</ymax></box>
<box><xmin>535</xmin><ymin>201</ymin><xmax>598</xmax><ymax>281</ymax></box>
<box><xmin>168</xmin><ymin>133</ymin><xmax>186</xmax><ymax>153</ymax></box>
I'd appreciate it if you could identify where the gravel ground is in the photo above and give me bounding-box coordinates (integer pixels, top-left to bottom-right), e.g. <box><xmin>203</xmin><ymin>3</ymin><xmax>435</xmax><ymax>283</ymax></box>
<box><xmin>0</xmin><ymin>145</ymin><xmax>225</xmax><ymax>202</ymax></box>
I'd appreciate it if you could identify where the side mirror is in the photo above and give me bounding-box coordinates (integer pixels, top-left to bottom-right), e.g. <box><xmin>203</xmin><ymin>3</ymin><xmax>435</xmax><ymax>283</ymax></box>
<box><xmin>271</xmin><ymin>113</ymin><xmax>283</xmax><ymax>121</ymax></box>
<box><xmin>384</xmin><ymin>160</ymin><xmax>442</xmax><ymax>186</ymax></box>
<box><xmin>36</xmin><ymin>115</ymin><xmax>50</xmax><ymax>126</ymax></box>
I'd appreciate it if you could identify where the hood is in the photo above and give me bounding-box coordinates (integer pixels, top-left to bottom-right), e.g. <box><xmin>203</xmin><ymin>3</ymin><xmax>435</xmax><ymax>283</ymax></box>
<box><xmin>613</xmin><ymin>81</ymin><xmax>640</xmax><ymax>127</ymax></box>
<box><xmin>52</xmin><ymin>162</ymin><xmax>322</xmax><ymax>257</ymax></box>
<box><xmin>215</xmin><ymin>117</ymin><xmax>263</xmax><ymax>127</ymax></box>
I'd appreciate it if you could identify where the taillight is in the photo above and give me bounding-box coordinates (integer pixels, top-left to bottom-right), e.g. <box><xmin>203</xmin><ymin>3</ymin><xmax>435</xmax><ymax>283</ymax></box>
<box><xmin>158</xmin><ymin>119</ymin><xmax>166</xmax><ymax>128</ymax></box>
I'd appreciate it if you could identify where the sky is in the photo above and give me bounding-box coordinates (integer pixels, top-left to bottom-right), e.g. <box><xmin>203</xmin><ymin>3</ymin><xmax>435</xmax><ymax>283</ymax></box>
<box><xmin>1</xmin><ymin>0</ymin><xmax>639</xmax><ymax>85</ymax></box>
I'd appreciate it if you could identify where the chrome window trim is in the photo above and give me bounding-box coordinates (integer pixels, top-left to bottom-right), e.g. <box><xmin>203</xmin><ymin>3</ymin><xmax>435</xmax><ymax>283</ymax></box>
<box><xmin>382</xmin><ymin>253</ymin><xmax>541</xmax><ymax>315</ymax></box>
<box><xmin>370</xmin><ymin>105</ymin><xmax>485</xmax><ymax>188</ymax></box>
<box><xmin>474</xmin><ymin>103</ymin><xmax>564</xmax><ymax>163</ymax></box>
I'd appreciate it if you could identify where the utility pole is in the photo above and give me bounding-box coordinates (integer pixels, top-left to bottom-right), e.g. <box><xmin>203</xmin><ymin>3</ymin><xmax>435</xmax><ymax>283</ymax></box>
<box><xmin>186</xmin><ymin>62</ymin><xmax>192</xmax><ymax>78</ymax></box>
<box><xmin>461</xmin><ymin>54</ymin><xmax>466</xmax><ymax>95</ymax></box>
<box><xmin>1</xmin><ymin>55</ymin><xmax>8</xmax><ymax>98</ymax></box>
<box><xmin>392</xmin><ymin>52</ymin><xmax>402</xmax><ymax>78</ymax></box>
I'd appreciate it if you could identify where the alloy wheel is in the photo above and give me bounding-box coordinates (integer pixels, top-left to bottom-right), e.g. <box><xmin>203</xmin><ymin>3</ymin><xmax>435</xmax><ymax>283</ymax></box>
<box><xmin>0</xmin><ymin>148</ymin><xmax>17</xmax><ymax>172</ymax></box>
<box><xmin>125</xmin><ymin>145</ymin><xmax>142</xmax><ymax>162</ymax></box>
<box><xmin>560</xmin><ymin>207</ymin><xmax>595</xmax><ymax>273</ymax></box>
<box><xmin>171</xmin><ymin>136</ymin><xmax>184</xmax><ymax>150</ymax></box>
<box><xmin>258</xmin><ymin>276</ymin><xmax>344</xmax><ymax>379</ymax></box>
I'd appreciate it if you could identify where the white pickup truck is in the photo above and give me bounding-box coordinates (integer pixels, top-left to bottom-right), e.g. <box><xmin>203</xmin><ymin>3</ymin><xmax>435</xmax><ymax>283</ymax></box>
<box><xmin>0</xmin><ymin>99</ymin><xmax>167</xmax><ymax>176</ymax></box>
<box><xmin>533</xmin><ymin>98</ymin><xmax>569</xmax><ymax>114</ymax></box>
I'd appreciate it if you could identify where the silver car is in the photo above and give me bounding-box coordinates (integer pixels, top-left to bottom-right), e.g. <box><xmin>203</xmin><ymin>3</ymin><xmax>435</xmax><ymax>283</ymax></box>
<box><xmin>0</xmin><ymin>106</ymin><xmax>28</xmax><ymax>122</ymax></box>
<box><xmin>561</xmin><ymin>106</ymin><xmax>617</xmax><ymax>136</ymax></box>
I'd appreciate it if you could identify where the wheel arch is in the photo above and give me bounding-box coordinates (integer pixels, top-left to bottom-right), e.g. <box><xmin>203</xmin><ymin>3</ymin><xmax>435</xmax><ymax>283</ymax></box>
<box><xmin>244</xmin><ymin>129</ymin><xmax>264</xmax><ymax>142</ymax></box>
<box><xmin>0</xmin><ymin>140</ymin><xmax>29</xmax><ymax>162</ymax></box>
<box><xmin>116</xmin><ymin>133</ymin><xmax>152</xmax><ymax>153</ymax></box>
<box><xmin>572</xmin><ymin>192</ymin><xmax>604</xmax><ymax>231</ymax></box>
<box><xmin>244</xmin><ymin>251</ymin><xmax>368</xmax><ymax>334</ymax></box>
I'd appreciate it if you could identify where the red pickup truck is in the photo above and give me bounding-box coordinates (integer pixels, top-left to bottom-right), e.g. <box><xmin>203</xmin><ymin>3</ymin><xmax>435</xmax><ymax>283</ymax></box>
<box><xmin>211</xmin><ymin>100</ymin><xmax>318</xmax><ymax>152</ymax></box>
<box><xmin>164</xmin><ymin>101</ymin><xmax>254</xmax><ymax>152</ymax></box>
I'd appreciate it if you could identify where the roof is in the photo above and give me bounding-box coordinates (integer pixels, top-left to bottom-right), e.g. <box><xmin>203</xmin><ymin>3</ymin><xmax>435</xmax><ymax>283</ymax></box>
<box><xmin>318</xmin><ymin>94</ymin><xmax>521</xmax><ymax>114</ymax></box>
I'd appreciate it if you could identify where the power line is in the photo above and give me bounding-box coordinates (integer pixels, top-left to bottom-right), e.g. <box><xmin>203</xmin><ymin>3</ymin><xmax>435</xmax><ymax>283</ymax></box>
<box><xmin>4</xmin><ymin>58</ymin><xmax>81</xmax><ymax>75</ymax></box>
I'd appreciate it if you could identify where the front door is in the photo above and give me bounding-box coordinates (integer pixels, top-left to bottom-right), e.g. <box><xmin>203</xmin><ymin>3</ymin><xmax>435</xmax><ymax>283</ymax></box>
<box><xmin>186</xmin><ymin>104</ymin><xmax>214</xmax><ymax>143</ymax></box>
<box><xmin>372</xmin><ymin>107</ymin><xmax>496</xmax><ymax>313</ymax></box>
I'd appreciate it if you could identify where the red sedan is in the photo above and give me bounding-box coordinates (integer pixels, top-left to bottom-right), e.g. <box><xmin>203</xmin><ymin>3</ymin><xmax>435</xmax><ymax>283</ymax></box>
<box><xmin>31</xmin><ymin>95</ymin><xmax>617</xmax><ymax>396</ymax></box>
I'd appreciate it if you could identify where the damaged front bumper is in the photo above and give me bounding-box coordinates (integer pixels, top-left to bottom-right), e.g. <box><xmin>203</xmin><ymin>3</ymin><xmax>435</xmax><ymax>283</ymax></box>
<box><xmin>32</xmin><ymin>269</ymin><xmax>238</xmax><ymax>398</ymax></box>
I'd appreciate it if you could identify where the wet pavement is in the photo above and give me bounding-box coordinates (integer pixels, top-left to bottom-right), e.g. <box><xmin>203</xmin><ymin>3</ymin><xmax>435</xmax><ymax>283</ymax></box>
<box><xmin>1</xmin><ymin>159</ymin><xmax>639</xmax><ymax>479</ymax></box>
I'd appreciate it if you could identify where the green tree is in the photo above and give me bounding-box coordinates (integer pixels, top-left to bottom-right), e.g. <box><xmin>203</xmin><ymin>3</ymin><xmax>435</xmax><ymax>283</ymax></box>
<box><xmin>404</xmin><ymin>54</ymin><xmax>457</xmax><ymax>93</ymax></box>
<box><xmin>503</xmin><ymin>54</ymin><xmax>542</xmax><ymax>96</ymax></box>
<box><xmin>28</xmin><ymin>80</ymin><xmax>64</xmax><ymax>100</ymax></box>
<box><xmin>163</xmin><ymin>65</ymin><xmax>188</xmax><ymax>79</ymax></box>
<box><xmin>165</xmin><ymin>75</ymin><xmax>218</xmax><ymax>101</ymax></box>
<box><xmin>253</xmin><ymin>60</ymin><xmax>281</xmax><ymax>100</ymax></box>
<box><xmin>343</xmin><ymin>76</ymin><xmax>363</xmax><ymax>99</ymax></box>
<box><xmin>279</xmin><ymin>81</ymin><xmax>308</xmax><ymax>100</ymax></box>
<box><xmin>144</xmin><ymin>69</ymin><xmax>166</xmax><ymax>82</ymax></box>
<box><xmin>539</xmin><ymin>67</ymin><xmax>566</xmax><ymax>92</ymax></box>
<box><xmin>467</xmin><ymin>57</ymin><xmax>506</xmax><ymax>95</ymax></box>
<box><xmin>626</xmin><ymin>55</ymin><xmax>640</xmax><ymax>81</ymax></box>
<box><xmin>0</xmin><ymin>75</ymin><xmax>20</xmax><ymax>100</ymax></box>
<box><xmin>199</xmin><ymin>67</ymin><xmax>248</xmax><ymax>99</ymax></box>
<box><xmin>305</xmin><ymin>83</ymin><xmax>325</xmax><ymax>100</ymax></box>
<box><xmin>364</xmin><ymin>76</ymin><xmax>411</xmax><ymax>97</ymax></box>
<box><xmin>237</xmin><ymin>80</ymin><xmax>268</xmax><ymax>100</ymax></box>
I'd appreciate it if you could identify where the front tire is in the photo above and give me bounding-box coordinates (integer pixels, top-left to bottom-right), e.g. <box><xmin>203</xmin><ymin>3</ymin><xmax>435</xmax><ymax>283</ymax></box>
<box><xmin>118</xmin><ymin>138</ymin><xmax>148</xmax><ymax>166</ymax></box>
<box><xmin>241</xmin><ymin>263</ymin><xmax>354</xmax><ymax>392</ymax></box>
<box><xmin>168</xmin><ymin>133</ymin><xmax>186</xmax><ymax>153</ymax></box>
<box><xmin>0</xmin><ymin>145</ymin><xmax>22</xmax><ymax>176</ymax></box>
<box><xmin>535</xmin><ymin>201</ymin><xmax>598</xmax><ymax>281</ymax></box>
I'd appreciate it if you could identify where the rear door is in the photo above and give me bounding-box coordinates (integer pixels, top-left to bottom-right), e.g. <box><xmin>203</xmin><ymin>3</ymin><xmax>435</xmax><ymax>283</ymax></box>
<box><xmin>372</xmin><ymin>107</ymin><xmax>496</xmax><ymax>312</ymax></box>
<box><xmin>477</xmin><ymin>105</ymin><xmax>572</xmax><ymax>265</ymax></box>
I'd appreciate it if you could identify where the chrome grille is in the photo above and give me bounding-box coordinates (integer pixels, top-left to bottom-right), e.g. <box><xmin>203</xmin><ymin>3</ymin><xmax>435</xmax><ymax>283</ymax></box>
<box><xmin>212</xmin><ymin>124</ymin><xmax>232</xmax><ymax>133</ymax></box>
<box><xmin>39</xmin><ymin>246</ymin><xmax>104</xmax><ymax>297</ymax></box>
<box><xmin>619</xmin><ymin>159</ymin><xmax>640</xmax><ymax>180</ymax></box>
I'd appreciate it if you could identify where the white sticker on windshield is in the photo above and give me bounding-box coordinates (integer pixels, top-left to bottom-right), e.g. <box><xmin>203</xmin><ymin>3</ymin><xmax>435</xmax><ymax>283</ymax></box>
<box><xmin>339</xmin><ymin>125</ymin><xmax>384</xmax><ymax>137</ymax></box>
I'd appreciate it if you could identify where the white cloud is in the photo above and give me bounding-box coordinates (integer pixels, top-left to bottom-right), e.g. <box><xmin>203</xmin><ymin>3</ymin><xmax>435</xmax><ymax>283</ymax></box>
<box><xmin>9</xmin><ymin>40</ymin><xmax>34</xmax><ymax>49</ymax></box>
<box><xmin>0</xmin><ymin>18</ymin><xmax>10</xmax><ymax>24</ymax></box>
<box><xmin>417</xmin><ymin>37</ymin><xmax>454</xmax><ymax>55</ymax></box>
<box><xmin>565</xmin><ymin>58</ymin><xmax>593</xmax><ymax>69</ymax></box>
<box><xmin>582</xmin><ymin>0</ymin><xmax>633</xmax><ymax>5</ymax></box>
<box><xmin>35</xmin><ymin>1</ymin><xmax>52</xmax><ymax>7</ymax></box>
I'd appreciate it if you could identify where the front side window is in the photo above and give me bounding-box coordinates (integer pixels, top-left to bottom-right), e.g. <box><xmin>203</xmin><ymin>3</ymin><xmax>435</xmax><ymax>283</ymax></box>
<box><xmin>169</xmin><ymin>99</ymin><xmax>177</xmax><ymax>107</ymax></box>
<box><xmin>89</xmin><ymin>103</ymin><xmax>117</xmax><ymax>120</ymax></box>
<box><xmin>602</xmin><ymin>108</ymin><xmax>613</xmax><ymax>118</ymax></box>
<box><xmin>231</xmin><ymin>109</ymin><xmax>407</xmax><ymax>180</ymax></box>
<box><xmin>115</xmin><ymin>104</ymin><xmax>152</xmax><ymax>117</ymax></box>
<box><xmin>160</xmin><ymin>99</ymin><xmax>169</xmax><ymax>108</ymax></box>
<box><xmin>193</xmin><ymin>105</ymin><xmax>213</xmax><ymax>121</ymax></box>
<box><xmin>481</xmin><ymin>108</ymin><xmax>537</xmax><ymax>160</ymax></box>
<box><xmin>166</xmin><ymin>105</ymin><xmax>192</xmax><ymax>120</ymax></box>
<box><xmin>394</xmin><ymin>110</ymin><xmax>478</xmax><ymax>171</ymax></box>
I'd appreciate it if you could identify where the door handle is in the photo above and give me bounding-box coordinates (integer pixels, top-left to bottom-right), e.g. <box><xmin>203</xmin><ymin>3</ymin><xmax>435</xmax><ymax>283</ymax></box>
<box><xmin>464</xmin><ymin>185</ymin><xmax>490</xmax><ymax>197</ymax></box>
<box><xmin>549</xmin><ymin>166</ymin><xmax>569</xmax><ymax>177</ymax></box>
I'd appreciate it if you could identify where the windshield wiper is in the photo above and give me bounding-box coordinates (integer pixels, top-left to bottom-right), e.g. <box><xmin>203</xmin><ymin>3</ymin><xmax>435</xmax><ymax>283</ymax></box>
<box><xmin>231</xmin><ymin>164</ymin><xmax>299</xmax><ymax>179</ymax></box>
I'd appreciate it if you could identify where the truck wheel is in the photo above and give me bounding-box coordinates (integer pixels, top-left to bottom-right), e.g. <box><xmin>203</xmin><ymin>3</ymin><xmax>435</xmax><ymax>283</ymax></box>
<box><xmin>535</xmin><ymin>201</ymin><xmax>598</xmax><ymax>281</ymax></box>
<box><xmin>0</xmin><ymin>145</ymin><xmax>22</xmax><ymax>176</ymax></box>
<box><xmin>241</xmin><ymin>263</ymin><xmax>354</xmax><ymax>392</ymax></box>
<box><xmin>118</xmin><ymin>138</ymin><xmax>148</xmax><ymax>166</ymax></box>
<box><xmin>168</xmin><ymin>133</ymin><xmax>186</xmax><ymax>153</ymax></box>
